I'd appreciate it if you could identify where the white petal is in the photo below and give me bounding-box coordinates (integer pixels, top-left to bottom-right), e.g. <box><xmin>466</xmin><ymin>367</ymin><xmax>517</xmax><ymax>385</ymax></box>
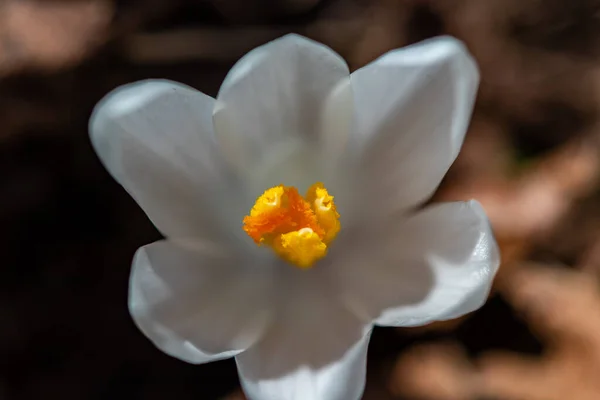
<box><xmin>90</xmin><ymin>79</ymin><xmax>241</xmax><ymax>239</ymax></box>
<box><xmin>213</xmin><ymin>34</ymin><xmax>351</xmax><ymax>192</ymax></box>
<box><xmin>235</xmin><ymin>276</ymin><xmax>371</xmax><ymax>400</ymax></box>
<box><xmin>350</xmin><ymin>36</ymin><xmax>479</xmax><ymax>216</ymax></box>
<box><xmin>129</xmin><ymin>240</ymin><xmax>273</xmax><ymax>364</ymax></box>
<box><xmin>335</xmin><ymin>201</ymin><xmax>499</xmax><ymax>327</ymax></box>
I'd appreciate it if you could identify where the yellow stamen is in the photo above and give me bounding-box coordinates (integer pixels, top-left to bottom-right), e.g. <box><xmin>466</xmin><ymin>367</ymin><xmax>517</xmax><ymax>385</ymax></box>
<box><xmin>273</xmin><ymin>228</ymin><xmax>327</xmax><ymax>269</ymax></box>
<box><xmin>305</xmin><ymin>182</ymin><xmax>341</xmax><ymax>245</ymax></box>
<box><xmin>243</xmin><ymin>183</ymin><xmax>341</xmax><ymax>269</ymax></box>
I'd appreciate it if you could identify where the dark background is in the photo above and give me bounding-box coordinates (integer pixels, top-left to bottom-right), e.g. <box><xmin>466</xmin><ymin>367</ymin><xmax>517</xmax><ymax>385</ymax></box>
<box><xmin>2</xmin><ymin>0</ymin><xmax>600</xmax><ymax>398</ymax></box>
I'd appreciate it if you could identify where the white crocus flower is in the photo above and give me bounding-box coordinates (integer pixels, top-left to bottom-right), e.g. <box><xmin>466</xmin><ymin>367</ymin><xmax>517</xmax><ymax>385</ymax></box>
<box><xmin>89</xmin><ymin>34</ymin><xmax>500</xmax><ymax>400</ymax></box>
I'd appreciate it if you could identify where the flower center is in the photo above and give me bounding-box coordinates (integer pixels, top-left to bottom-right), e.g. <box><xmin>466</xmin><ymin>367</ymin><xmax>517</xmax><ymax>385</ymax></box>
<box><xmin>243</xmin><ymin>182</ymin><xmax>341</xmax><ymax>269</ymax></box>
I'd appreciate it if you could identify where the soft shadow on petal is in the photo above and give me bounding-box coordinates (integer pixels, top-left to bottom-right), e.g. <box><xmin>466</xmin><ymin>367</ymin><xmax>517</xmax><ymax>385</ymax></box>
<box><xmin>129</xmin><ymin>240</ymin><xmax>274</xmax><ymax>364</ymax></box>
<box><xmin>235</xmin><ymin>274</ymin><xmax>372</xmax><ymax>400</ymax></box>
<box><xmin>334</xmin><ymin>201</ymin><xmax>499</xmax><ymax>327</ymax></box>
<box><xmin>90</xmin><ymin>80</ymin><xmax>243</xmax><ymax>240</ymax></box>
<box><xmin>213</xmin><ymin>34</ymin><xmax>351</xmax><ymax>192</ymax></box>
<box><xmin>350</xmin><ymin>36</ymin><xmax>479</xmax><ymax>217</ymax></box>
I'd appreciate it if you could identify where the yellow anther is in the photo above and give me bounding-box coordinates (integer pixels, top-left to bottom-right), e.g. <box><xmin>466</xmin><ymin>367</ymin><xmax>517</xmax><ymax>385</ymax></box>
<box><xmin>249</xmin><ymin>186</ymin><xmax>285</xmax><ymax>215</ymax></box>
<box><xmin>273</xmin><ymin>228</ymin><xmax>327</xmax><ymax>269</ymax></box>
<box><xmin>305</xmin><ymin>182</ymin><xmax>341</xmax><ymax>245</ymax></box>
<box><xmin>242</xmin><ymin>182</ymin><xmax>341</xmax><ymax>269</ymax></box>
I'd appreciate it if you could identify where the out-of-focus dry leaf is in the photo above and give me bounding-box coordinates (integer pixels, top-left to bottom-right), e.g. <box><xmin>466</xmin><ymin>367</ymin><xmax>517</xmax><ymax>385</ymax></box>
<box><xmin>391</xmin><ymin>265</ymin><xmax>600</xmax><ymax>400</ymax></box>
<box><xmin>0</xmin><ymin>0</ymin><xmax>113</xmax><ymax>76</ymax></box>
<box><xmin>445</xmin><ymin>139</ymin><xmax>599</xmax><ymax>238</ymax></box>
<box><xmin>390</xmin><ymin>343</ymin><xmax>476</xmax><ymax>400</ymax></box>
<box><xmin>477</xmin><ymin>265</ymin><xmax>600</xmax><ymax>400</ymax></box>
<box><xmin>581</xmin><ymin>236</ymin><xmax>600</xmax><ymax>275</ymax></box>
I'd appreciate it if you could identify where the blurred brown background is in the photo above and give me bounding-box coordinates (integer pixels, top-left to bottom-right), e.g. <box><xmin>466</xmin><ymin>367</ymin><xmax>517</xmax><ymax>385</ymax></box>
<box><xmin>3</xmin><ymin>0</ymin><xmax>600</xmax><ymax>399</ymax></box>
